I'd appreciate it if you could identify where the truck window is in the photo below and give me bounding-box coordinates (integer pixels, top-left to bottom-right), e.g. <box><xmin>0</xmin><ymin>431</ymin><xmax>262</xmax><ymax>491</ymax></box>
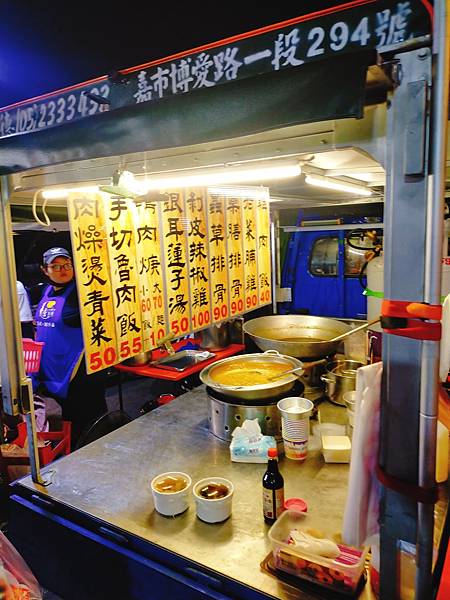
<box><xmin>309</xmin><ymin>237</ymin><xmax>338</xmax><ymax>277</ymax></box>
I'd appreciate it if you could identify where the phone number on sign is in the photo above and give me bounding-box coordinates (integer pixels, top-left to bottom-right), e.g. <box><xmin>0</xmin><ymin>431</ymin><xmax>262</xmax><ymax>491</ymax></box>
<box><xmin>0</xmin><ymin>83</ymin><xmax>110</xmax><ymax>137</ymax></box>
<box><xmin>89</xmin><ymin>337</ymin><xmax>142</xmax><ymax>371</ymax></box>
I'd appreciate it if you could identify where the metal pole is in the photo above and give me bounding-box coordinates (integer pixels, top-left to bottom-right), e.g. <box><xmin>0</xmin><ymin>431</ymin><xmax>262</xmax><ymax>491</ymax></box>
<box><xmin>0</xmin><ymin>176</ymin><xmax>45</xmax><ymax>485</ymax></box>
<box><xmin>417</xmin><ymin>1</ymin><xmax>450</xmax><ymax>596</ymax></box>
<box><xmin>380</xmin><ymin>47</ymin><xmax>432</xmax><ymax>600</ymax></box>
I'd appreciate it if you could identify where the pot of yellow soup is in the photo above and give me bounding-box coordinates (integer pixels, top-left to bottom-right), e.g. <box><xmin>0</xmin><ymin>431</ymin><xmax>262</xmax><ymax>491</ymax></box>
<box><xmin>199</xmin><ymin>350</ymin><xmax>304</xmax><ymax>401</ymax></box>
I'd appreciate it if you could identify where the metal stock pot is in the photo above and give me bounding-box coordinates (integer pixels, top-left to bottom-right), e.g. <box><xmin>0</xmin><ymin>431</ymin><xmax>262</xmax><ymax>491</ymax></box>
<box><xmin>199</xmin><ymin>350</ymin><xmax>304</xmax><ymax>402</ymax></box>
<box><xmin>320</xmin><ymin>359</ymin><xmax>364</xmax><ymax>406</ymax></box>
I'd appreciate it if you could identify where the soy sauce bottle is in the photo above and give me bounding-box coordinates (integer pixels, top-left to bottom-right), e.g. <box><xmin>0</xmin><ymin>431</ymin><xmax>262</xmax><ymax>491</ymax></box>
<box><xmin>262</xmin><ymin>447</ymin><xmax>285</xmax><ymax>524</ymax></box>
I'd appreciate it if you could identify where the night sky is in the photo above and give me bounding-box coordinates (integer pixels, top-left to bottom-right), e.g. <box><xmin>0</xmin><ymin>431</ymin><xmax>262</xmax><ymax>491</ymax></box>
<box><xmin>0</xmin><ymin>1</ymin><xmax>344</xmax><ymax>107</ymax></box>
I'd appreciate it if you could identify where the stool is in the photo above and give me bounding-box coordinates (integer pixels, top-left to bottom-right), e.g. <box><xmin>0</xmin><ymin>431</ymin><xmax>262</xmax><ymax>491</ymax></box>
<box><xmin>0</xmin><ymin>421</ymin><xmax>71</xmax><ymax>483</ymax></box>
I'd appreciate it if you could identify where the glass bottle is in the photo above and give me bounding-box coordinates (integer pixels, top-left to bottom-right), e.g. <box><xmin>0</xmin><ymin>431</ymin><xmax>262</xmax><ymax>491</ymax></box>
<box><xmin>262</xmin><ymin>447</ymin><xmax>284</xmax><ymax>524</ymax></box>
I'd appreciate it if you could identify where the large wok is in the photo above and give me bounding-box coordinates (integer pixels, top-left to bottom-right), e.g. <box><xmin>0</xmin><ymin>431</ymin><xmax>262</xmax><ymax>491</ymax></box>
<box><xmin>200</xmin><ymin>351</ymin><xmax>304</xmax><ymax>401</ymax></box>
<box><xmin>243</xmin><ymin>315</ymin><xmax>352</xmax><ymax>360</ymax></box>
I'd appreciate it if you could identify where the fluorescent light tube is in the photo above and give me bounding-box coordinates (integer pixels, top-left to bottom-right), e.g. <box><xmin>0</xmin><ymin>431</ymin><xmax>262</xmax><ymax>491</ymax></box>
<box><xmin>304</xmin><ymin>174</ymin><xmax>372</xmax><ymax>197</ymax></box>
<box><xmin>42</xmin><ymin>186</ymin><xmax>99</xmax><ymax>199</ymax></box>
<box><xmin>207</xmin><ymin>186</ymin><xmax>270</xmax><ymax>200</ymax></box>
<box><xmin>140</xmin><ymin>162</ymin><xmax>301</xmax><ymax>191</ymax></box>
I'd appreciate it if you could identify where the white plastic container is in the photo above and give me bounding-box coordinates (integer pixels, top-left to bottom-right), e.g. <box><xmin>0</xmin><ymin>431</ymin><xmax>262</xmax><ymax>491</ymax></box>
<box><xmin>321</xmin><ymin>435</ymin><xmax>352</xmax><ymax>463</ymax></box>
<box><xmin>268</xmin><ymin>510</ymin><xmax>368</xmax><ymax>594</ymax></box>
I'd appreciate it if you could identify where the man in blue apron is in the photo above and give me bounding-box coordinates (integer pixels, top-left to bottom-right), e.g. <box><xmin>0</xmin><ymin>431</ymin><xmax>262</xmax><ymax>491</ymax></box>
<box><xmin>34</xmin><ymin>247</ymin><xmax>107</xmax><ymax>447</ymax></box>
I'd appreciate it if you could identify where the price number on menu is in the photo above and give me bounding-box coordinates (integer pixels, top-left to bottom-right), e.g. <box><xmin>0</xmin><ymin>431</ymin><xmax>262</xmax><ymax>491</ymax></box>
<box><xmin>191</xmin><ymin>310</ymin><xmax>211</xmax><ymax>329</ymax></box>
<box><xmin>246</xmin><ymin>294</ymin><xmax>258</xmax><ymax>310</ymax></box>
<box><xmin>89</xmin><ymin>336</ymin><xmax>142</xmax><ymax>371</ymax></box>
<box><xmin>230</xmin><ymin>299</ymin><xmax>244</xmax><ymax>315</ymax></box>
<box><xmin>149</xmin><ymin>328</ymin><xmax>167</xmax><ymax>347</ymax></box>
<box><xmin>213</xmin><ymin>305</ymin><xmax>228</xmax><ymax>321</ymax></box>
<box><xmin>171</xmin><ymin>317</ymin><xmax>190</xmax><ymax>336</ymax></box>
<box><xmin>260</xmin><ymin>290</ymin><xmax>271</xmax><ymax>304</ymax></box>
<box><xmin>141</xmin><ymin>294</ymin><xmax>163</xmax><ymax>315</ymax></box>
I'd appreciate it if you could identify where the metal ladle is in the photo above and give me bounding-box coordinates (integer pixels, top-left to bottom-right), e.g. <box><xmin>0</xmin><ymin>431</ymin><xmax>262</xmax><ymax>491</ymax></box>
<box><xmin>327</xmin><ymin>317</ymin><xmax>380</xmax><ymax>343</ymax></box>
<box><xmin>268</xmin><ymin>359</ymin><xmax>327</xmax><ymax>381</ymax></box>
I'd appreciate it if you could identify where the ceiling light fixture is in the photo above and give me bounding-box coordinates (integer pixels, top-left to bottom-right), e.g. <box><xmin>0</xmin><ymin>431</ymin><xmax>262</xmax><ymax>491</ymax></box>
<box><xmin>139</xmin><ymin>161</ymin><xmax>301</xmax><ymax>191</ymax></box>
<box><xmin>207</xmin><ymin>186</ymin><xmax>270</xmax><ymax>200</ymax></box>
<box><xmin>304</xmin><ymin>174</ymin><xmax>373</xmax><ymax>197</ymax></box>
<box><xmin>41</xmin><ymin>186</ymin><xmax>99</xmax><ymax>200</ymax></box>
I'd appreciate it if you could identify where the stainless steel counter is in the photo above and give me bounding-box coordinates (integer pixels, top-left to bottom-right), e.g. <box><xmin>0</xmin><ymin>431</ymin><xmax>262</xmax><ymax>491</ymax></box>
<box><xmin>18</xmin><ymin>387</ymin><xmax>375</xmax><ymax>599</ymax></box>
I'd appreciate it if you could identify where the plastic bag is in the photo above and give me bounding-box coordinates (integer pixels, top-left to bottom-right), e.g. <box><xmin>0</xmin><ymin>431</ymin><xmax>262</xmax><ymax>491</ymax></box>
<box><xmin>230</xmin><ymin>418</ymin><xmax>276</xmax><ymax>463</ymax></box>
<box><xmin>0</xmin><ymin>532</ymin><xmax>42</xmax><ymax>599</ymax></box>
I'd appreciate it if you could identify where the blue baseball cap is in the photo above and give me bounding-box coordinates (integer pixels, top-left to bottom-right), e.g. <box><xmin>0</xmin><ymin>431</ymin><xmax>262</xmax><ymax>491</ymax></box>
<box><xmin>43</xmin><ymin>247</ymin><xmax>71</xmax><ymax>265</ymax></box>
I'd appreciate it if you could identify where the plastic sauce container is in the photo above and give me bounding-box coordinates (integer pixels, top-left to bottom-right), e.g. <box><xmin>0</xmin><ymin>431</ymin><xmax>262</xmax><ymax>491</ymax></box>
<box><xmin>268</xmin><ymin>510</ymin><xmax>368</xmax><ymax>594</ymax></box>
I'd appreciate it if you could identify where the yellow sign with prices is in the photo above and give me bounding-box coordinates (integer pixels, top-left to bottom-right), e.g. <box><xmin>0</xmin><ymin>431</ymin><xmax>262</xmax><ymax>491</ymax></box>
<box><xmin>68</xmin><ymin>188</ymin><xmax>271</xmax><ymax>373</ymax></box>
<box><xmin>102</xmin><ymin>195</ymin><xmax>144</xmax><ymax>363</ymax></box>
<box><xmin>242</xmin><ymin>198</ymin><xmax>259</xmax><ymax>313</ymax></box>
<box><xmin>132</xmin><ymin>198</ymin><xmax>167</xmax><ymax>350</ymax></box>
<box><xmin>185</xmin><ymin>188</ymin><xmax>212</xmax><ymax>331</ymax></box>
<box><xmin>207</xmin><ymin>193</ymin><xmax>229</xmax><ymax>323</ymax></box>
<box><xmin>226</xmin><ymin>197</ymin><xmax>245</xmax><ymax>317</ymax></box>
<box><xmin>68</xmin><ymin>193</ymin><xmax>118</xmax><ymax>373</ymax></box>
<box><xmin>256</xmin><ymin>198</ymin><xmax>272</xmax><ymax>306</ymax></box>
<box><xmin>160</xmin><ymin>190</ymin><xmax>191</xmax><ymax>338</ymax></box>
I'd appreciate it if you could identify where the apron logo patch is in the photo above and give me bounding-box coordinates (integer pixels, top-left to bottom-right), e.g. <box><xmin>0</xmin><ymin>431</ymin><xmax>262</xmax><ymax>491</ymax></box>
<box><xmin>39</xmin><ymin>300</ymin><xmax>57</xmax><ymax>320</ymax></box>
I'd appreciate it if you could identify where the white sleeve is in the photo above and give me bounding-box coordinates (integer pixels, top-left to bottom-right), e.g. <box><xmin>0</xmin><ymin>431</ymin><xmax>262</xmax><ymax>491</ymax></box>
<box><xmin>16</xmin><ymin>281</ymin><xmax>33</xmax><ymax>322</ymax></box>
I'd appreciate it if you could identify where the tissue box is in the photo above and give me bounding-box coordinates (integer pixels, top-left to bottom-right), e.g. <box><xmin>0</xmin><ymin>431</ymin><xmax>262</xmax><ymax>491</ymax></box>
<box><xmin>230</xmin><ymin>435</ymin><xmax>277</xmax><ymax>462</ymax></box>
<box><xmin>229</xmin><ymin>418</ymin><xmax>277</xmax><ymax>463</ymax></box>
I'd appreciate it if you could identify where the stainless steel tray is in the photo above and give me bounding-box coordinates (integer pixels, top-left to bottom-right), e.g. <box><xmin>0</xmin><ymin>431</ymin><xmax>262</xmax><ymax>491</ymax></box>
<box><xmin>151</xmin><ymin>350</ymin><xmax>214</xmax><ymax>371</ymax></box>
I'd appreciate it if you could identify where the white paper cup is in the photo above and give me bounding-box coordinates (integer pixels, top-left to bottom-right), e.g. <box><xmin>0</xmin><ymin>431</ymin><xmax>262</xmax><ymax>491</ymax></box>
<box><xmin>277</xmin><ymin>397</ymin><xmax>314</xmax><ymax>461</ymax></box>
<box><xmin>151</xmin><ymin>471</ymin><xmax>191</xmax><ymax>517</ymax></box>
<box><xmin>193</xmin><ymin>477</ymin><xmax>234</xmax><ymax>523</ymax></box>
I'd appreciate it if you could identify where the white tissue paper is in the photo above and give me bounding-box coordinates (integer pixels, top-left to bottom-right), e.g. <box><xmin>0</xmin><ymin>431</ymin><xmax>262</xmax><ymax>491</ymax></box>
<box><xmin>289</xmin><ymin>530</ymin><xmax>340</xmax><ymax>558</ymax></box>
<box><xmin>230</xmin><ymin>418</ymin><xmax>277</xmax><ymax>463</ymax></box>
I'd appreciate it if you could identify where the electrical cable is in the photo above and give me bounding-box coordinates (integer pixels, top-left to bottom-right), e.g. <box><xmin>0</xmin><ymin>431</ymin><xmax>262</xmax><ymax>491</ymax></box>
<box><xmin>32</xmin><ymin>189</ymin><xmax>51</xmax><ymax>227</ymax></box>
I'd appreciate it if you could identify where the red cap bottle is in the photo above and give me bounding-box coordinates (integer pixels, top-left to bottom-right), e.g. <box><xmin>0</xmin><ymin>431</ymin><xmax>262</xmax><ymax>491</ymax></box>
<box><xmin>262</xmin><ymin>447</ymin><xmax>284</xmax><ymax>525</ymax></box>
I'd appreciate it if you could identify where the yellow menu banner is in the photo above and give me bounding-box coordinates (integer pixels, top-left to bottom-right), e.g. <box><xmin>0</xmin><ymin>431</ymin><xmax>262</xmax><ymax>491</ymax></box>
<box><xmin>68</xmin><ymin>193</ymin><xmax>117</xmax><ymax>373</ymax></box>
<box><xmin>185</xmin><ymin>188</ymin><xmax>212</xmax><ymax>331</ymax></box>
<box><xmin>226</xmin><ymin>197</ymin><xmax>245</xmax><ymax>317</ymax></box>
<box><xmin>256</xmin><ymin>198</ymin><xmax>272</xmax><ymax>306</ymax></box>
<box><xmin>68</xmin><ymin>189</ymin><xmax>271</xmax><ymax>372</ymax></box>
<box><xmin>102</xmin><ymin>195</ymin><xmax>144</xmax><ymax>363</ymax></box>
<box><xmin>206</xmin><ymin>193</ymin><xmax>229</xmax><ymax>323</ymax></box>
<box><xmin>132</xmin><ymin>198</ymin><xmax>168</xmax><ymax>350</ymax></box>
<box><xmin>160</xmin><ymin>190</ymin><xmax>191</xmax><ymax>337</ymax></box>
<box><xmin>243</xmin><ymin>198</ymin><xmax>259</xmax><ymax>312</ymax></box>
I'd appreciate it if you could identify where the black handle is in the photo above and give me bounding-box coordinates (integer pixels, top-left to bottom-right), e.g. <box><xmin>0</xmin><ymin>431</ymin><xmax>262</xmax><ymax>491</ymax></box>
<box><xmin>98</xmin><ymin>526</ymin><xmax>130</xmax><ymax>546</ymax></box>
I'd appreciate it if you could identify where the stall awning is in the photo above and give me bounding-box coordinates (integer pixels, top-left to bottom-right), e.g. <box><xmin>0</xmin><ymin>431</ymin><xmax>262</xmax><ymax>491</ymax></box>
<box><xmin>0</xmin><ymin>52</ymin><xmax>373</xmax><ymax>175</ymax></box>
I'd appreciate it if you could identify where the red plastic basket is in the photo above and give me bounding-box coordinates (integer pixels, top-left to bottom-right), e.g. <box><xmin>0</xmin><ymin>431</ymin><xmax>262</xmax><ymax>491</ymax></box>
<box><xmin>22</xmin><ymin>338</ymin><xmax>44</xmax><ymax>373</ymax></box>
